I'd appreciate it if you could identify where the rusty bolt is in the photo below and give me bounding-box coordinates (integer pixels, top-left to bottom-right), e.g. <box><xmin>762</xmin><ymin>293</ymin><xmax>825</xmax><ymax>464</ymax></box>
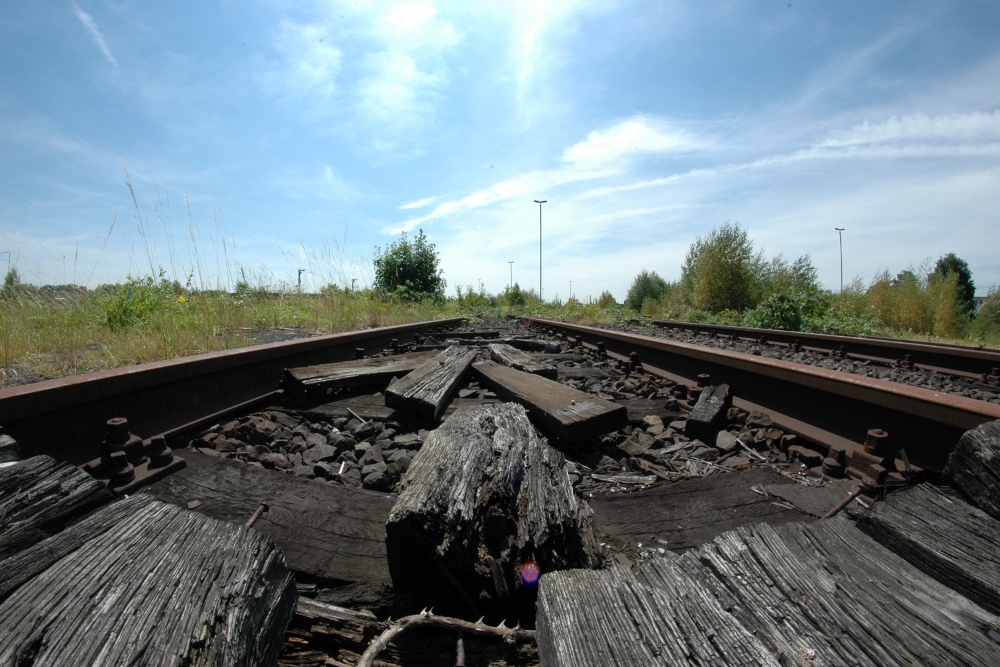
<box><xmin>108</xmin><ymin>451</ymin><xmax>135</xmax><ymax>485</ymax></box>
<box><xmin>630</xmin><ymin>351</ymin><xmax>642</xmax><ymax>370</ymax></box>
<box><xmin>697</xmin><ymin>374</ymin><xmax>711</xmax><ymax>387</ymax></box>
<box><xmin>390</xmin><ymin>338</ymin><xmax>398</xmax><ymax>350</ymax></box>
<box><xmin>822</xmin><ymin>447</ymin><xmax>846</xmax><ymax>478</ymax></box>
<box><xmin>689</xmin><ymin>387</ymin><xmax>703</xmax><ymax>402</ymax></box>
<box><xmin>862</xmin><ymin>463</ymin><xmax>887</xmax><ymax>497</ymax></box>
<box><xmin>148</xmin><ymin>434</ymin><xmax>174</xmax><ymax>467</ymax></box>
<box><xmin>987</xmin><ymin>367</ymin><xmax>1000</xmax><ymax>386</ymax></box>
<box><xmin>863</xmin><ymin>429</ymin><xmax>889</xmax><ymax>456</ymax></box>
<box><xmin>355</xmin><ymin>347</ymin><xmax>365</xmax><ymax>360</ymax></box>
<box><xmin>900</xmin><ymin>354</ymin><xmax>914</xmax><ymax>370</ymax></box>
<box><xmin>596</xmin><ymin>342</ymin><xmax>606</xmax><ymax>358</ymax></box>
<box><xmin>103</xmin><ymin>418</ymin><xmax>144</xmax><ymax>466</ymax></box>
<box><xmin>792</xmin><ymin>339</ymin><xmax>802</xmax><ymax>352</ymax></box>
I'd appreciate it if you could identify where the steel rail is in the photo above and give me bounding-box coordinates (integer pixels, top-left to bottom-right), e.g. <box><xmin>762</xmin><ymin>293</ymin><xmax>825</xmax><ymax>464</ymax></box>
<box><xmin>526</xmin><ymin>318</ymin><xmax>1000</xmax><ymax>472</ymax></box>
<box><xmin>0</xmin><ymin>318</ymin><xmax>464</xmax><ymax>465</ymax></box>
<box><xmin>650</xmin><ymin>318</ymin><xmax>1000</xmax><ymax>381</ymax></box>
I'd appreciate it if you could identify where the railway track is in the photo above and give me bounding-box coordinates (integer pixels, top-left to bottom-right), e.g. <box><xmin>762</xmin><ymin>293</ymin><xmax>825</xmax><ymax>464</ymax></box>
<box><xmin>524</xmin><ymin>317</ymin><xmax>1000</xmax><ymax>473</ymax></box>
<box><xmin>3</xmin><ymin>316</ymin><xmax>1000</xmax><ymax>666</ymax></box>
<box><xmin>650</xmin><ymin>317</ymin><xmax>1000</xmax><ymax>384</ymax></box>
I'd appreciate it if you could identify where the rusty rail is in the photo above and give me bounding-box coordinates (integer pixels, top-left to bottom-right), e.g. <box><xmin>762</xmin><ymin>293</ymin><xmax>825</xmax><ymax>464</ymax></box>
<box><xmin>526</xmin><ymin>318</ymin><xmax>1000</xmax><ymax>472</ymax></box>
<box><xmin>0</xmin><ymin>318</ymin><xmax>464</xmax><ymax>465</ymax></box>
<box><xmin>650</xmin><ymin>318</ymin><xmax>1000</xmax><ymax>381</ymax></box>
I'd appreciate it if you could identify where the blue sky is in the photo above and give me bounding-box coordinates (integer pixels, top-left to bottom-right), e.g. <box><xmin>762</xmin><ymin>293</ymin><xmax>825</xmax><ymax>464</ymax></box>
<box><xmin>2</xmin><ymin>1</ymin><xmax>999</xmax><ymax>302</ymax></box>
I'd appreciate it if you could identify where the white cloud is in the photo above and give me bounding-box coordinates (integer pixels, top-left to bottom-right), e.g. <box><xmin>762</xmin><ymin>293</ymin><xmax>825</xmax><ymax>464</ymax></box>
<box><xmin>818</xmin><ymin>111</ymin><xmax>1000</xmax><ymax>148</ymax></box>
<box><xmin>72</xmin><ymin>3</ymin><xmax>118</xmax><ymax>68</ymax></box>
<box><xmin>276</xmin><ymin>21</ymin><xmax>342</xmax><ymax>98</ymax></box>
<box><xmin>323</xmin><ymin>166</ymin><xmax>357</xmax><ymax>200</ymax></box>
<box><xmin>562</xmin><ymin>115</ymin><xmax>694</xmax><ymax>168</ymax></box>
<box><xmin>399</xmin><ymin>196</ymin><xmax>437</xmax><ymax>209</ymax></box>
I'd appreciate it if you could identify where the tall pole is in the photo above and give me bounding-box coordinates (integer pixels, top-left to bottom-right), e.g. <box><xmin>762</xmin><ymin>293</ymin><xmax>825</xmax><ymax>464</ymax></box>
<box><xmin>534</xmin><ymin>200</ymin><xmax>547</xmax><ymax>300</ymax></box>
<box><xmin>835</xmin><ymin>228</ymin><xmax>845</xmax><ymax>293</ymax></box>
<box><xmin>508</xmin><ymin>261</ymin><xmax>513</xmax><ymax>289</ymax></box>
<box><xmin>569</xmin><ymin>280</ymin><xmax>572</xmax><ymax>300</ymax></box>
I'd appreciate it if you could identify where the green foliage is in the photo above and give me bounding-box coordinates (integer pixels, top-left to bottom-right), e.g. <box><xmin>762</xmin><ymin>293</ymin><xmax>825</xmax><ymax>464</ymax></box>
<box><xmin>596</xmin><ymin>290</ymin><xmax>616</xmax><ymax>307</ymax></box>
<box><xmin>680</xmin><ymin>221</ymin><xmax>764</xmax><ymax>313</ymax></box>
<box><xmin>372</xmin><ymin>229</ymin><xmax>445</xmax><ymax>302</ymax></box>
<box><xmin>2</xmin><ymin>267</ymin><xmax>23</xmax><ymax>295</ymax></box>
<box><xmin>743</xmin><ymin>293</ymin><xmax>802</xmax><ymax>331</ymax></box>
<box><xmin>933</xmin><ymin>253</ymin><xmax>975</xmax><ymax>314</ymax></box>
<box><xmin>971</xmin><ymin>288</ymin><xmax>1000</xmax><ymax>344</ymax></box>
<box><xmin>105</xmin><ymin>276</ymin><xmax>167</xmax><ymax>331</ymax></box>
<box><xmin>504</xmin><ymin>283</ymin><xmax>526</xmax><ymax>307</ymax></box>
<box><xmin>625</xmin><ymin>270</ymin><xmax>668</xmax><ymax>311</ymax></box>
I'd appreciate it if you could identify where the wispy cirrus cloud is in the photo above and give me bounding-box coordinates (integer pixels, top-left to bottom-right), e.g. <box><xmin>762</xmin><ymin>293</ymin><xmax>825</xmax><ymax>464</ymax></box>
<box><xmin>399</xmin><ymin>196</ymin><xmax>437</xmax><ymax>210</ymax></box>
<box><xmin>389</xmin><ymin>114</ymin><xmax>696</xmax><ymax>232</ymax></box>
<box><xmin>72</xmin><ymin>2</ymin><xmax>118</xmax><ymax>68</ymax></box>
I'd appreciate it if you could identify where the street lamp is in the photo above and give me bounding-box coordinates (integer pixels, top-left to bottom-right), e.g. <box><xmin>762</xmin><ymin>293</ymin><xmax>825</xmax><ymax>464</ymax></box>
<box><xmin>834</xmin><ymin>228</ymin><xmax>845</xmax><ymax>293</ymax></box>
<box><xmin>508</xmin><ymin>261</ymin><xmax>513</xmax><ymax>290</ymax></box>
<box><xmin>534</xmin><ymin>200</ymin><xmax>547</xmax><ymax>300</ymax></box>
<box><xmin>569</xmin><ymin>280</ymin><xmax>572</xmax><ymax>300</ymax></box>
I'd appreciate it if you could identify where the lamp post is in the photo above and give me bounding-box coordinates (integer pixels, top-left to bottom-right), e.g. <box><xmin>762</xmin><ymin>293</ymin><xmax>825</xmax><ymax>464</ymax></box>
<box><xmin>834</xmin><ymin>228</ymin><xmax>845</xmax><ymax>293</ymax></box>
<box><xmin>569</xmin><ymin>280</ymin><xmax>572</xmax><ymax>300</ymax></box>
<box><xmin>508</xmin><ymin>261</ymin><xmax>513</xmax><ymax>290</ymax></box>
<box><xmin>534</xmin><ymin>199</ymin><xmax>547</xmax><ymax>300</ymax></box>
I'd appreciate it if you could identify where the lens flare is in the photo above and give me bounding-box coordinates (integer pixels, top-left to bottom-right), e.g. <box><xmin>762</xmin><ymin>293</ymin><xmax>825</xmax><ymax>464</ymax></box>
<box><xmin>521</xmin><ymin>560</ymin><xmax>541</xmax><ymax>586</ymax></box>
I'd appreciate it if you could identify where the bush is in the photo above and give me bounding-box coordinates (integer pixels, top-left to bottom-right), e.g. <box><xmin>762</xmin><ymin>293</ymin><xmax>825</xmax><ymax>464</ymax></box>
<box><xmin>625</xmin><ymin>270</ymin><xmax>668</xmax><ymax>311</ymax></box>
<box><xmin>933</xmin><ymin>253</ymin><xmax>975</xmax><ymax>314</ymax></box>
<box><xmin>971</xmin><ymin>288</ymin><xmax>1000</xmax><ymax>344</ymax></box>
<box><xmin>680</xmin><ymin>221</ymin><xmax>764</xmax><ymax>313</ymax></box>
<box><xmin>373</xmin><ymin>229</ymin><xmax>445</xmax><ymax>302</ymax></box>
<box><xmin>596</xmin><ymin>290</ymin><xmax>616</xmax><ymax>308</ymax></box>
<box><xmin>105</xmin><ymin>276</ymin><xmax>165</xmax><ymax>331</ymax></box>
<box><xmin>504</xmin><ymin>283</ymin><xmax>526</xmax><ymax>307</ymax></box>
<box><xmin>743</xmin><ymin>293</ymin><xmax>802</xmax><ymax>331</ymax></box>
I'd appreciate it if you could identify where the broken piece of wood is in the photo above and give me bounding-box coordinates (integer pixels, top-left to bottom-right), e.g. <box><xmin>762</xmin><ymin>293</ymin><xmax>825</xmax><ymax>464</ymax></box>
<box><xmin>385</xmin><ymin>403</ymin><xmax>600</xmax><ymax>623</ymax></box>
<box><xmin>385</xmin><ymin>345</ymin><xmax>478</xmax><ymax>419</ymax></box>
<box><xmin>472</xmin><ymin>360</ymin><xmax>627</xmax><ymax>442</ymax></box>
<box><xmin>284</xmin><ymin>350</ymin><xmax>438</xmax><ymax>390</ymax></box>
<box><xmin>488</xmin><ymin>343</ymin><xmax>557</xmax><ymax>379</ymax></box>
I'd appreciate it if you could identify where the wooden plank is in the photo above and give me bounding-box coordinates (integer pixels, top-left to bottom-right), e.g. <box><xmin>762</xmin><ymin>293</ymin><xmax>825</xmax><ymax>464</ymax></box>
<box><xmin>295</xmin><ymin>391</ymin><xmax>403</xmax><ymax>422</ymax></box>
<box><xmin>0</xmin><ymin>494</ymin><xmax>153</xmax><ymax>603</ymax></box>
<box><xmin>0</xmin><ymin>497</ymin><xmax>296</xmax><ymax>666</ymax></box>
<box><xmin>471</xmin><ymin>360</ymin><xmax>627</xmax><ymax>442</ymax></box>
<box><xmin>589</xmin><ymin>468</ymin><xmax>809</xmax><ymax>552</ymax></box>
<box><xmin>944</xmin><ymin>419</ymin><xmax>1000</xmax><ymax>520</ymax></box>
<box><xmin>685</xmin><ymin>518</ymin><xmax>1000</xmax><ymax>666</ymax></box>
<box><xmin>385</xmin><ymin>345</ymin><xmax>478</xmax><ymax>419</ymax></box>
<box><xmin>536</xmin><ymin>561</ymin><xmax>780</xmax><ymax>667</ymax></box>
<box><xmin>685</xmin><ymin>383</ymin><xmax>731</xmax><ymax>441</ymax></box>
<box><xmin>0</xmin><ymin>455</ymin><xmax>113</xmax><ymax>561</ymax></box>
<box><xmin>488</xmin><ymin>342</ymin><xmax>557</xmax><ymax>379</ymax></box>
<box><xmin>857</xmin><ymin>483</ymin><xmax>1000</xmax><ymax>615</ymax></box>
<box><xmin>284</xmin><ymin>350</ymin><xmax>438</xmax><ymax>389</ymax></box>
<box><xmin>386</xmin><ymin>403</ymin><xmax>600</xmax><ymax>623</ymax></box>
<box><xmin>144</xmin><ymin>448</ymin><xmax>396</xmax><ymax>585</ymax></box>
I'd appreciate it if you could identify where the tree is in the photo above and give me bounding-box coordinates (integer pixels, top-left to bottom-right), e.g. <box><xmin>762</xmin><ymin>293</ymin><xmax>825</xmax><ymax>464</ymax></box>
<box><xmin>933</xmin><ymin>253</ymin><xmax>975</xmax><ymax>314</ymax></box>
<box><xmin>625</xmin><ymin>270</ymin><xmax>667</xmax><ymax>311</ymax></box>
<box><xmin>372</xmin><ymin>229</ymin><xmax>445</xmax><ymax>301</ymax></box>
<box><xmin>680</xmin><ymin>221</ymin><xmax>764</xmax><ymax>313</ymax></box>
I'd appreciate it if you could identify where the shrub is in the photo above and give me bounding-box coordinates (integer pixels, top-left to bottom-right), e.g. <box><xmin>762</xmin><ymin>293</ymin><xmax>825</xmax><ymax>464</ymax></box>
<box><xmin>596</xmin><ymin>290</ymin><xmax>616</xmax><ymax>308</ymax></box>
<box><xmin>743</xmin><ymin>293</ymin><xmax>802</xmax><ymax>331</ymax></box>
<box><xmin>933</xmin><ymin>253</ymin><xmax>976</xmax><ymax>314</ymax></box>
<box><xmin>971</xmin><ymin>288</ymin><xmax>1000</xmax><ymax>344</ymax></box>
<box><xmin>625</xmin><ymin>270</ymin><xmax>668</xmax><ymax>311</ymax></box>
<box><xmin>680</xmin><ymin>221</ymin><xmax>764</xmax><ymax>313</ymax></box>
<box><xmin>372</xmin><ymin>229</ymin><xmax>445</xmax><ymax>302</ymax></box>
<box><xmin>105</xmin><ymin>276</ymin><xmax>165</xmax><ymax>331</ymax></box>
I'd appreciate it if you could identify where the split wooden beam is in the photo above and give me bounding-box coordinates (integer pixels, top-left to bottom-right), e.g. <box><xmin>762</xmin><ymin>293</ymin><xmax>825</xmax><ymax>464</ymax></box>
<box><xmin>684</xmin><ymin>383</ymin><xmax>731</xmax><ymax>441</ymax></box>
<box><xmin>472</xmin><ymin>360</ymin><xmax>626</xmax><ymax>442</ymax></box>
<box><xmin>284</xmin><ymin>350</ymin><xmax>438</xmax><ymax>390</ymax></box>
<box><xmin>0</xmin><ymin>455</ymin><xmax>113</xmax><ymax>561</ymax></box>
<box><xmin>944</xmin><ymin>419</ymin><xmax>1000</xmax><ymax>520</ymax></box>
<box><xmin>385</xmin><ymin>345</ymin><xmax>478</xmax><ymax>419</ymax></box>
<box><xmin>385</xmin><ymin>403</ymin><xmax>600</xmax><ymax>623</ymax></box>
<box><xmin>488</xmin><ymin>342</ymin><xmax>557</xmax><ymax>379</ymax></box>
<box><xmin>857</xmin><ymin>483</ymin><xmax>1000</xmax><ymax>615</ymax></box>
<box><xmin>0</xmin><ymin>493</ymin><xmax>296</xmax><ymax>666</ymax></box>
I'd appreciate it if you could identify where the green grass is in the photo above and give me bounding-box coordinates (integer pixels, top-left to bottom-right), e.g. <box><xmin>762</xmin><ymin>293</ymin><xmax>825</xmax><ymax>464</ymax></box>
<box><xmin>0</xmin><ymin>282</ymin><xmax>451</xmax><ymax>387</ymax></box>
